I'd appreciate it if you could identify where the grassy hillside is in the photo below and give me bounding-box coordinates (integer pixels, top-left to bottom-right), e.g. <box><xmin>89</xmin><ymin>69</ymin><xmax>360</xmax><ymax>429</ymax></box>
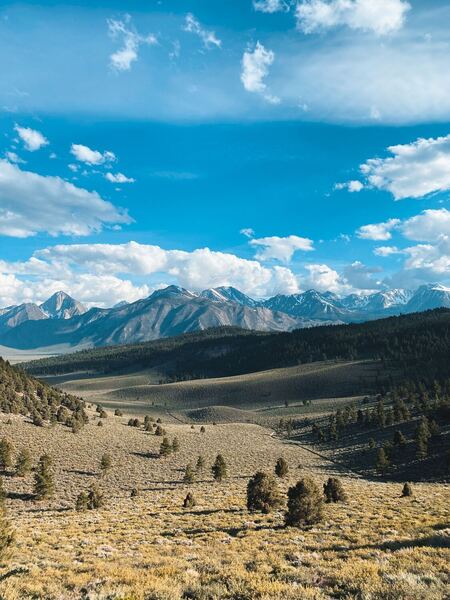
<box><xmin>0</xmin><ymin>408</ymin><xmax>448</xmax><ymax>600</ymax></box>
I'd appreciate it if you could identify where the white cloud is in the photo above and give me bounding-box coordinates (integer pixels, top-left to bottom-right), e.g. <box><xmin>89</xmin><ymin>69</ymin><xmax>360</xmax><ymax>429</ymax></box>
<box><xmin>401</xmin><ymin>208</ymin><xmax>450</xmax><ymax>242</ymax></box>
<box><xmin>374</xmin><ymin>245</ymin><xmax>403</xmax><ymax>257</ymax></box>
<box><xmin>250</xmin><ymin>235</ymin><xmax>314</xmax><ymax>262</ymax></box>
<box><xmin>335</xmin><ymin>180</ymin><xmax>364</xmax><ymax>193</ymax></box>
<box><xmin>70</xmin><ymin>144</ymin><xmax>116</xmax><ymax>166</ymax></box>
<box><xmin>360</xmin><ymin>134</ymin><xmax>450</xmax><ymax>200</ymax></box>
<box><xmin>12</xmin><ymin>241</ymin><xmax>301</xmax><ymax>299</ymax></box>
<box><xmin>356</xmin><ymin>218</ymin><xmax>400</xmax><ymax>241</ymax></box>
<box><xmin>240</xmin><ymin>228</ymin><xmax>255</xmax><ymax>238</ymax></box>
<box><xmin>14</xmin><ymin>124</ymin><xmax>49</xmax><ymax>151</ymax></box>
<box><xmin>108</xmin><ymin>16</ymin><xmax>157</xmax><ymax>72</ymax></box>
<box><xmin>343</xmin><ymin>261</ymin><xmax>382</xmax><ymax>290</ymax></box>
<box><xmin>253</xmin><ymin>0</ymin><xmax>290</xmax><ymax>13</ymax></box>
<box><xmin>105</xmin><ymin>172</ymin><xmax>135</xmax><ymax>184</ymax></box>
<box><xmin>302</xmin><ymin>263</ymin><xmax>351</xmax><ymax>294</ymax></box>
<box><xmin>184</xmin><ymin>13</ymin><xmax>221</xmax><ymax>49</ymax></box>
<box><xmin>241</xmin><ymin>42</ymin><xmax>280</xmax><ymax>104</ymax></box>
<box><xmin>4</xmin><ymin>151</ymin><xmax>24</xmax><ymax>164</ymax></box>
<box><xmin>0</xmin><ymin>160</ymin><xmax>131</xmax><ymax>238</ymax></box>
<box><xmin>296</xmin><ymin>0</ymin><xmax>410</xmax><ymax>35</ymax></box>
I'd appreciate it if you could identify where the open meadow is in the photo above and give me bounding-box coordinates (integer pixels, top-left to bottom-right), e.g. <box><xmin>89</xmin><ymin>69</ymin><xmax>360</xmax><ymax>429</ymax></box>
<box><xmin>0</xmin><ymin>407</ymin><xmax>448</xmax><ymax>600</ymax></box>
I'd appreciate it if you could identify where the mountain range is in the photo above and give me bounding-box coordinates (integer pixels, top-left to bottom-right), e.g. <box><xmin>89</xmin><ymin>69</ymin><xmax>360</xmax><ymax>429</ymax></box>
<box><xmin>1</xmin><ymin>283</ymin><xmax>450</xmax><ymax>350</ymax></box>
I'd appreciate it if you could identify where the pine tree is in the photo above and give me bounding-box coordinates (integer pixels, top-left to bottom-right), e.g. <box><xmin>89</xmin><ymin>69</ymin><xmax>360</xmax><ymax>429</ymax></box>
<box><xmin>100</xmin><ymin>454</ymin><xmax>112</xmax><ymax>477</ymax></box>
<box><xmin>275</xmin><ymin>457</ymin><xmax>289</xmax><ymax>478</ymax></box>
<box><xmin>172</xmin><ymin>437</ymin><xmax>180</xmax><ymax>452</ymax></box>
<box><xmin>247</xmin><ymin>471</ymin><xmax>282</xmax><ymax>514</ymax></box>
<box><xmin>212</xmin><ymin>455</ymin><xmax>227</xmax><ymax>482</ymax></box>
<box><xmin>200</xmin><ymin>426</ymin><xmax>206</xmax><ymax>433</ymax></box>
<box><xmin>196</xmin><ymin>455</ymin><xmax>205</xmax><ymax>473</ymax></box>
<box><xmin>183</xmin><ymin>463</ymin><xmax>196</xmax><ymax>484</ymax></box>
<box><xmin>393</xmin><ymin>430</ymin><xmax>406</xmax><ymax>447</ymax></box>
<box><xmin>0</xmin><ymin>439</ymin><xmax>13</xmax><ymax>472</ymax></box>
<box><xmin>34</xmin><ymin>454</ymin><xmax>54</xmax><ymax>500</ymax></box>
<box><xmin>155</xmin><ymin>425</ymin><xmax>165</xmax><ymax>436</ymax></box>
<box><xmin>75</xmin><ymin>491</ymin><xmax>89</xmax><ymax>511</ymax></box>
<box><xmin>285</xmin><ymin>477</ymin><xmax>323</xmax><ymax>527</ymax></box>
<box><xmin>183</xmin><ymin>492</ymin><xmax>196</xmax><ymax>509</ymax></box>
<box><xmin>87</xmin><ymin>485</ymin><xmax>104</xmax><ymax>509</ymax></box>
<box><xmin>159</xmin><ymin>437</ymin><xmax>172</xmax><ymax>458</ymax></box>
<box><xmin>15</xmin><ymin>449</ymin><xmax>32</xmax><ymax>477</ymax></box>
<box><xmin>401</xmin><ymin>482</ymin><xmax>413</xmax><ymax>497</ymax></box>
<box><xmin>376</xmin><ymin>448</ymin><xmax>390</xmax><ymax>474</ymax></box>
<box><xmin>323</xmin><ymin>477</ymin><xmax>347</xmax><ymax>503</ymax></box>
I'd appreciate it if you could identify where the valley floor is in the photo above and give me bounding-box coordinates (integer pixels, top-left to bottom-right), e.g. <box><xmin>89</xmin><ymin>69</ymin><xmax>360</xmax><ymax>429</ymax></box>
<box><xmin>0</xmin><ymin>412</ymin><xmax>448</xmax><ymax>599</ymax></box>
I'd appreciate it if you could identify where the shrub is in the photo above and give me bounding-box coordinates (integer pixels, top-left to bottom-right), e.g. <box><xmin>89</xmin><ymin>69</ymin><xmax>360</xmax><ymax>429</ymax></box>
<box><xmin>97</xmin><ymin>421</ymin><xmax>103</xmax><ymax>427</ymax></box>
<box><xmin>183</xmin><ymin>492</ymin><xmax>196</xmax><ymax>509</ymax></box>
<box><xmin>34</xmin><ymin>454</ymin><xmax>54</xmax><ymax>500</ymax></box>
<box><xmin>183</xmin><ymin>463</ymin><xmax>196</xmax><ymax>484</ymax></box>
<box><xmin>87</xmin><ymin>485</ymin><xmax>104</xmax><ymax>509</ymax></box>
<box><xmin>285</xmin><ymin>477</ymin><xmax>323</xmax><ymax>527</ymax></box>
<box><xmin>75</xmin><ymin>491</ymin><xmax>89</xmax><ymax>511</ymax></box>
<box><xmin>100</xmin><ymin>454</ymin><xmax>112</xmax><ymax>476</ymax></box>
<box><xmin>172</xmin><ymin>437</ymin><xmax>180</xmax><ymax>452</ymax></box>
<box><xmin>159</xmin><ymin>437</ymin><xmax>172</xmax><ymax>458</ymax></box>
<box><xmin>130</xmin><ymin>488</ymin><xmax>139</xmax><ymax>498</ymax></box>
<box><xmin>155</xmin><ymin>425</ymin><xmax>165</xmax><ymax>436</ymax></box>
<box><xmin>401</xmin><ymin>482</ymin><xmax>413</xmax><ymax>497</ymax></box>
<box><xmin>323</xmin><ymin>477</ymin><xmax>347</xmax><ymax>503</ymax></box>
<box><xmin>196</xmin><ymin>455</ymin><xmax>205</xmax><ymax>473</ymax></box>
<box><xmin>247</xmin><ymin>471</ymin><xmax>282</xmax><ymax>514</ymax></box>
<box><xmin>275</xmin><ymin>457</ymin><xmax>289</xmax><ymax>478</ymax></box>
<box><xmin>0</xmin><ymin>505</ymin><xmax>13</xmax><ymax>562</ymax></box>
<box><xmin>200</xmin><ymin>426</ymin><xmax>206</xmax><ymax>433</ymax></box>
<box><xmin>212</xmin><ymin>455</ymin><xmax>227</xmax><ymax>482</ymax></box>
<box><xmin>114</xmin><ymin>409</ymin><xmax>123</xmax><ymax>417</ymax></box>
<box><xmin>15</xmin><ymin>449</ymin><xmax>32</xmax><ymax>477</ymax></box>
<box><xmin>0</xmin><ymin>439</ymin><xmax>13</xmax><ymax>472</ymax></box>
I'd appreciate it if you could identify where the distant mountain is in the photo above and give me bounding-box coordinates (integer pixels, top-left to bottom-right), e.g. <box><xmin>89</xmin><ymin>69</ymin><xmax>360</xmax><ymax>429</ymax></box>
<box><xmin>201</xmin><ymin>286</ymin><xmax>258</xmax><ymax>307</ymax></box>
<box><xmin>2</xmin><ymin>283</ymin><xmax>450</xmax><ymax>351</ymax></box>
<box><xmin>40</xmin><ymin>291</ymin><xmax>87</xmax><ymax>319</ymax></box>
<box><xmin>263</xmin><ymin>290</ymin><xmax>348</xmax><ymax>321</ymax></box>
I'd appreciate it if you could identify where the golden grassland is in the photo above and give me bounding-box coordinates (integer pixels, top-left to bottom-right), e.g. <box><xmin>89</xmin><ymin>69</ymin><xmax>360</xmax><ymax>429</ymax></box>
<box><xmin>0</xmin><ymin>411</ymin><xmax>448</xmax><ymax>599</ymax></box>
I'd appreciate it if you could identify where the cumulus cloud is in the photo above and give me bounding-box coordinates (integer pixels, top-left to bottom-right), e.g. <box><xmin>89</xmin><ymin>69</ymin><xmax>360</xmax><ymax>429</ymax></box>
<box><xmin>356</xmin><ymin>218</ymin><xmax>400</xmax><ymax>241</ymax></box>
<box><xmin>105</xmin><ymin>172</ymin><xmax>135</xmax><ymax>184</ymax></box>
<box><xmin>253</xmin><ymin>0</ymin><xmax>290</xmax><ymax>13</ymax></box>
<box><xmin>296</xmin><ymin>0</ymin><xmax>410</xmax><ymax>35</ymax></box>
<box><xmin>335</xmin><ymin>180</ymin><xmax>364</xmax><ymax>193</ymax></box>
<box><xmin>8</xmin><ymin>241</ymin><xmax>301</xmax><ymax>300</ymax></box>
<box><xmin>302</xmin><ymin>263</ymin><xmax>352</xmax><ymax>294</ymax></box>
<box><xmin>108</xmin><ymin>16</ymin><xmax>157</xmax><ymax>72</ymax></box>
<box><xmin>70</xmin><ymin>144</ymin><xmax>116</xmax><ymax>165</ymax></box>
<box><xmin>343</xmin><ymin>261</ymin><xmax>382</xmax><ymax>290</ymax></box>
<box><xmin>250</xmin><ymin>235</ymin><xmax>314</xmax><ymax>262</ymax></box>
<box><xmin>184</xmin><ymin>14</ymin><xmax>221</xmax><ymax>49</ymax></box>
<box><xmin>14</xmin><ymin>124</ymin><xmax>49</xmax><ymax>151</ymax></box>
<box><xmin>374</xmin><ymin>245</ymin><xmax>403</xmax><ymax>257</ymax></box>
<box><xmin>360</xmin><ymin>134</ymin><xmax>450</xmax><ymax>200</ymax></box>
<box><xmin>0</xmin><ymin>160</ymin><xmax>131</xmax><ymax>238</ymax></box>
<box><xmin>400</xmin><ymin>208</ymin><xmax>450</xmax><ymax>242</ymax></box>
<box><xmin>240</xmin><ymin>228</ymin><xmax>255</xmax><ymax>238</ymax></box>
<box><xmin>241</xmin><ymin>42</ymin><xmax>280</xmax><ymax>104</ymax></box>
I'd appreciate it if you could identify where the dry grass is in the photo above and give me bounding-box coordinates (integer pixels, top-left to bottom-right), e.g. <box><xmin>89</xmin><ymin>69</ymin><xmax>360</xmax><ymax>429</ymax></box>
<box><xmin>0</xmin><ymin>410</ymin><xmax>448</xmax><ymax>599</ymax></box>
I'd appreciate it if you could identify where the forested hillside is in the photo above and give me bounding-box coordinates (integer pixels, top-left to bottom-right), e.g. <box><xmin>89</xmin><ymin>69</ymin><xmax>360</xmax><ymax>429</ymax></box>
<box><xmin>25</xmin><ymin>309</ymin><xmax>450</xmax><ymax>392</ymax></box>
<box><xmin>0</xmin><ymin>357</ymin><xmax>88</xmax><ymax>430</ymax></box>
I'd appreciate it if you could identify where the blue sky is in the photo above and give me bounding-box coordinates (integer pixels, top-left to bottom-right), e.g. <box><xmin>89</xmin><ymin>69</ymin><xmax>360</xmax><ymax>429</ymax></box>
<box><xmin>1</xmin><ymin>0</ymin><xmax>450</xmax><ymax>306</ymax></box>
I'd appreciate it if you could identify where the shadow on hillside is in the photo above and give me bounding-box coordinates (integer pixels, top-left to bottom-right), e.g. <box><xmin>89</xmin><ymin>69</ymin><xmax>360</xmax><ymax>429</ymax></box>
<box><xmin>66</xmin><ymin>468</ymin><xmax>97</xmax><ymax>477</ymax></box>
<box><xmin>132</xmin><ymin>451</ymin><xmax>160</xmax><ymax>459</ymax></box>
<box><xmin>321</xmin><ymin>534</ymin><xmax>450</xmax><ymax>553</ymax></box>
<box><xmin>161</xmin><ymin>523</ymin><xmax>283</xmax><ymax>538</ymax></box>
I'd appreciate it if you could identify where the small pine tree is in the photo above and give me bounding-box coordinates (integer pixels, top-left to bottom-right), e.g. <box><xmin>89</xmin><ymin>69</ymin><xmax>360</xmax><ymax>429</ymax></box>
<box><xmin>247</xmin><ymin>471</ymin><xmax>282</xmax><ymax>514</ymax></box>
<box><xmin>376</xmin><ymin>448</ymin><xmax>390</xmax><ymax>474</ymax></box>
<box><xmin>155</xmin><ymin>425</ymin><xmax>165</xmax><ymax>436</ymax></box>
<box><xmin>285</xmin><ymin>477</ymin><xmax>324</xmax><ymax>527</ymax></box>
<box><xmin>15</xmin><ymin>449</ymin><xmax>32</xmax><ymax>477</ymax></box>
<box><xmin>114</xmin><ymin>409</ymin><xmax>123</xmax><ymax>417</ymax></box>
<box><xmin>196</xmin><ymin>455</ymin><xmax>205</xmax><ymax>473</ymax></box>
<box><xmin>275</xmin><ymin>457</ymin><xmax>289</xmax><ymax>478</ymax></box>
<box><xmin>159</xmin><ymin>437</ymin><xmax>172</xmax><ymax>458</ymax></box>
<box><xmin>200</xmin><ymin>426</ymin><xmax>206</xmax><ymax>433</ymax></box>
<box><xmin>87</xmin><ymin>485</ymin><xmax>104</xmax><ymax>509</ymax></box>
<box><xmin>130</xmin><ymin>487</ymin><xmax>139</xmax><ymax>498</ymax></box>
<box><xmin>0</xmin><ymin>439</ymin><xmax>13</xmax><ymax>472</ymax></box>
<box><xmin>183</xmin><ymin>492</ymin><xmax>196</xmax><ymax>509</ymax></box>
<box><xmin>75</xmin><ymin>491</ymin><xmax>89</xmax><ymax>511</ymax></box>
<box><xmin>172</xmin><ymin>437</ymin><xmax>180</xmax><ymax>452</ymax></box>
<box><xmin>212</xmin><ymin>455</ymin><xmax>227</xmax><ymax>482</ymax></box>
<box><xmin>100</xmin><ymin>454</ymin><xmax>112</xmax><ymax>477</ymax></box>
<box><xmin>393</xmin><ymin>430</ymin><xmax>407</xmax><ymax>446</ymax></box>
<box><xmin>323</xmin><ymin>477</ymin><xmax>347</xmax><ymax>503</ymax></box>
<box><xmin>401</xmin><ymin>482</ymin><xmax>413</xmax><ymax>497</ymax></box>
<box><xmin>0</xmin><ymin>477</ymin><xmax>6</xmax><ymax>507</ymax></box>
<box><xmin>183</xmin><ymin>463</ymin><xmax>196</xmax><ymax>484</ymax></box>
<box><xmin>34</xmin><ymin>454</ymin><xmax>54</xmax><ymax>500</ymax></box>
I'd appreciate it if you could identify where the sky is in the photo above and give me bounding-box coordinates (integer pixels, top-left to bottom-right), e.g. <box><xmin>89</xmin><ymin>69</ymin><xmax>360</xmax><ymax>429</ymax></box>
<box><xmin>1</xmin><ymin>0</ymin><xmax>450</xmax><ymax>307</ymax></box>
